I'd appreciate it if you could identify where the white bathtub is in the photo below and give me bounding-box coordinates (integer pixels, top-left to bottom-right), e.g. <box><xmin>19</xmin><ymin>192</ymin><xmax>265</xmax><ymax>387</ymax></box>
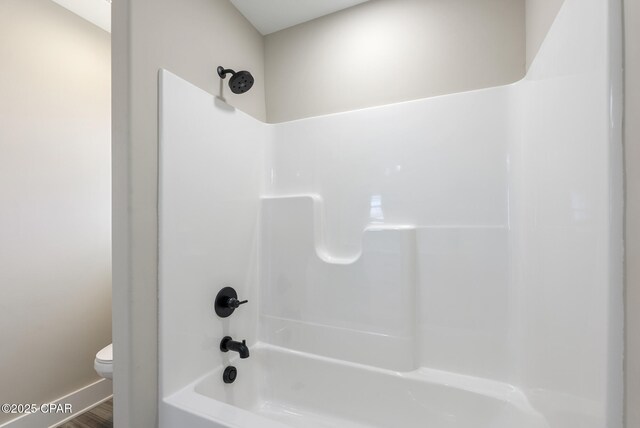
<box><xmin>161</xmin><ymin>343</ymin><xmax>548</xmax><ymax>428</ymax></box>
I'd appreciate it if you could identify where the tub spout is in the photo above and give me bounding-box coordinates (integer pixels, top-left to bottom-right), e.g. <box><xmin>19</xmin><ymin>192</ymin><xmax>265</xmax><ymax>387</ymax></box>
<box><xmin>220</xmin><ymin>336</ymin><xmax>250</xmax><ymax>359</ymax></box>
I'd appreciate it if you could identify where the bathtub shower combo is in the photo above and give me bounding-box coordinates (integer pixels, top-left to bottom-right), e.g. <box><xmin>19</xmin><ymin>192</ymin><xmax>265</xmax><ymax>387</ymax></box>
<box><xmin>158</xmin><ymin>0</ymin><xmax>623</xmax><ymax>427</ymax></box>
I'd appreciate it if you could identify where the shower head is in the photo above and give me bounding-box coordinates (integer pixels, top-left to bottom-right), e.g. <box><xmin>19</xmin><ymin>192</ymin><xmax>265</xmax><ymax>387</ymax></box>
<box><xmin>217</xmin><ymin>66</ymin><xmax>254</xmax><ymax>94</ymax></box>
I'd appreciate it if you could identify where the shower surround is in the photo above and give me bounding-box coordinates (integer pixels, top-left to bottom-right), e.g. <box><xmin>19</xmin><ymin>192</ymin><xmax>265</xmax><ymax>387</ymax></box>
<box><xmin>158</xmin><ymin>0</ymin><xmax>623</xmax><ymax>426</ymax></box>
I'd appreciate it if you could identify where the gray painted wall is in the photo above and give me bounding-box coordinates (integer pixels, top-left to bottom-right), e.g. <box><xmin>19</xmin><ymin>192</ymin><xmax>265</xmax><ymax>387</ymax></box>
<box><xmin>525</xmin><ymin>0</ymin><xmax>565</xmax><ymax>67</ymax></box>
<box><xmin>0</xmin><ymin>0</ymin><xmax>111</xmax><ymax>424</ymax></box>
<box><xmin>265</xmin><ymin>0</ymin><xmax>526</xmax><ymax>123</ymax></box>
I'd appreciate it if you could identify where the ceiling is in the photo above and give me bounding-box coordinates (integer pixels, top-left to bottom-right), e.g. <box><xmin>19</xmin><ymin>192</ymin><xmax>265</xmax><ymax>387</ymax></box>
<box><xmin>50</xmin><ymin>0</ymin><xmax>369</xmax><ymax>36</ymax></box>
<box><xmin>50</xmin><ymin>0</ymin><xmax>111</xmax><ymax>32</ymax></box>
<box><xmin>229</xmin><ymin>0</ymin><xmax>370</xmax><ymax>35</ymax></box>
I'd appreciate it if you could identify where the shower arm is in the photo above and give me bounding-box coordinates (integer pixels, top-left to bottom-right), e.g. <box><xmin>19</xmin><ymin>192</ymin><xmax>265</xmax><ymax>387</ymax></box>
<box><xmin>217</xmin><ymin>66</ymin><xmax>236</xmax><ymax>79</ymax></box>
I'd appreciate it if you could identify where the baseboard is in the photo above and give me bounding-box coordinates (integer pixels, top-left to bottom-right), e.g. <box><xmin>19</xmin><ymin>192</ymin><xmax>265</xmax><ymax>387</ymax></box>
<box><xmin>0</xmin><ymin>378</ymin><xmax>113</xmax><ymax>428</ymax></box>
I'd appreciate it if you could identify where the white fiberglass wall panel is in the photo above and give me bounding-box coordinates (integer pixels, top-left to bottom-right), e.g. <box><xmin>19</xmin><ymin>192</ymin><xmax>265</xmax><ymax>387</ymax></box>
<box><xmin>265</xmin><ymin>86</ymin><xmax>513</xmax><ymax>380</ymax></box>
<box><xmin>158</xmin><ymin>70</ymin><xmax>267</xmax><ymax>396</ymax></box>
<box><xmin>509</xmin><ymin>0</ymin><xmax>623</xmax><ymax>426</ymax></box>
<box><xmin>267</xmin><ymin>87</ymin><xmax>511</xmax><ymax>249</ymax></box>
<box><xmin>260</xmin><ymin>195</ymin><xmax>419</xmax><ymax>371</ymax></box>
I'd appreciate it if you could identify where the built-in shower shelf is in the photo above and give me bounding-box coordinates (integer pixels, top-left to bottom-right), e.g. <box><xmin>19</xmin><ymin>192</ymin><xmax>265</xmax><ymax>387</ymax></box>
<box><xmin>261</xmin><ymin>194</ymin><xmax>416</xmax><ymax>263</ymax></box>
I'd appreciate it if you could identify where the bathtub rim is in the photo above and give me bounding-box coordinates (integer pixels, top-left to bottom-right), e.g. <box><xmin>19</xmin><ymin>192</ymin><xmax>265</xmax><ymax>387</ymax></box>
<box><xmin>160</xmin><ymin>342</ymin><xmax>548</xmax><ymax>428</ymax></box>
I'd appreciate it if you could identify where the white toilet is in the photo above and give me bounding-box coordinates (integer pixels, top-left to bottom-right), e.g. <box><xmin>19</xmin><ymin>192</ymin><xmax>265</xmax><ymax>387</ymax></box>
<box><xmin>94</xmin><ymin>343</ymin><xmax>113</xmax><ymax>379</ymax></box>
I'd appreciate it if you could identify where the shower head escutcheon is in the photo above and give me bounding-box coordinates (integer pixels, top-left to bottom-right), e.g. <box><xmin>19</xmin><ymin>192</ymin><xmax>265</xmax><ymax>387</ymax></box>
<box><xmin>217</xmin><ymin>66</ymin><xmax>254</xmax><ymax>94</ymax></box>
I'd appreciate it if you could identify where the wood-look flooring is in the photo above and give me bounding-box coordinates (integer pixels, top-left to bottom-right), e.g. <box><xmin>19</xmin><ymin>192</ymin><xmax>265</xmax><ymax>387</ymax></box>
<box><xmin>56</xmin><ymin>399</ymin><xmax>112</xmax><ymax>428</ymax></box>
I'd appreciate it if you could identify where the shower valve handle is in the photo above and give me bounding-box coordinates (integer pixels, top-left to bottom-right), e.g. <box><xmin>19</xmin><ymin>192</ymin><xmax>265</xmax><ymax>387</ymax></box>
<box><xmin>226</xmin><ymin>297</ymin><xmax>248</xmax><ymax>309</ymax></box>
<box><xmin>214</xmin><ymin>286</ymin><xmax>248</xmax><ymax>318</ymax></box>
